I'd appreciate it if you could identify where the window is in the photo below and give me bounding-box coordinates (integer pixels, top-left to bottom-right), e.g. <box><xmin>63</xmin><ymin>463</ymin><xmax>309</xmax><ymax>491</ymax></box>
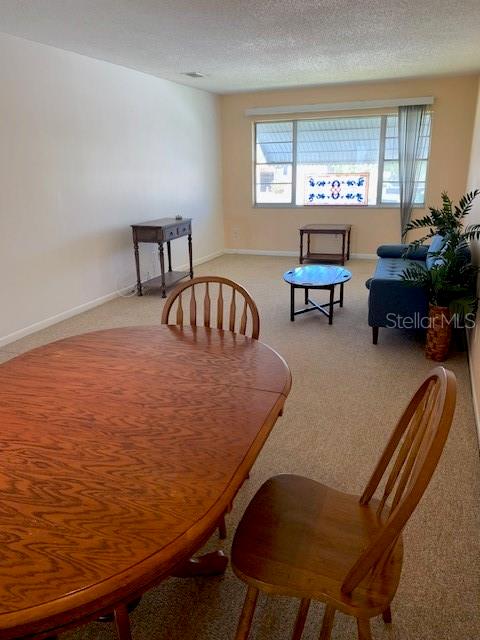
<box><xmin>254</xmin><ymin>114</ymin><xmax>431</xmax><ymax>207</ymax></box>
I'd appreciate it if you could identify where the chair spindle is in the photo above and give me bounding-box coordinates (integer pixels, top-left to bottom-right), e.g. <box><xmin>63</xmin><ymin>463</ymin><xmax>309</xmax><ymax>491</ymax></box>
<box><xmin>240</xmin><ymin>299</ymin><xmax>248</xmax><ymax>335</ymax></box>
<box><xmin>204</xmin><ymin>282</ymin><xmax>211</xmax><ymax>328</ymax></box>
<box><xmin>217</xmin><ymin>283</ymin><xmax>224</xmax><ymax>330</ymax></box>
<box><xmin>176</xmin><ymin>292</ymin><xmax>184</xmax><ymax>325</ymax></box>
<box><xmin>190</xmin><ymin>285</ymin><xmax>197</xmax><ymax>326</ymax></box>
<box><xmin>229</xmin><ymin>289</ymin><xmax>236</xmax><ymax>332</ymax></box>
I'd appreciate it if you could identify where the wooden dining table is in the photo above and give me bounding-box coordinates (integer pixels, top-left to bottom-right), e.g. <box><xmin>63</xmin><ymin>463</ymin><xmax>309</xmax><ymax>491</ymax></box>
<box><xmin>0</xmin><ymin>325</ymin><xmax>291</xmax><ymax>640</ymax></box>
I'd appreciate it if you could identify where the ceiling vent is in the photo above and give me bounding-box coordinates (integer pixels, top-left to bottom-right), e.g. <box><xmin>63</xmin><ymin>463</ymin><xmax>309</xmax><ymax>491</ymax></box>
<box><xmin>183</xmin><ymin>71</ymin><xmax>205</xmax><ymax>78</ymax></box>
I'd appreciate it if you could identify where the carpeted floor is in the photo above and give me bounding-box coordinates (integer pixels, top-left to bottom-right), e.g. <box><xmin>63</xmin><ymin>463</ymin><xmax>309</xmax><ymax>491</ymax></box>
<box><xmin>1</xmin><ymin>255</ymin><xmax>479</xmax><ymax>640</ymax></box>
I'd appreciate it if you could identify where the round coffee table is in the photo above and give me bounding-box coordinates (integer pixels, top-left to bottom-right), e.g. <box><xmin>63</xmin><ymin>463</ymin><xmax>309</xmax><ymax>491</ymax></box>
<box><xmin>283</xmin><ymin>264</ymin><xmax>352</xmax><ymax>325</ymax></box>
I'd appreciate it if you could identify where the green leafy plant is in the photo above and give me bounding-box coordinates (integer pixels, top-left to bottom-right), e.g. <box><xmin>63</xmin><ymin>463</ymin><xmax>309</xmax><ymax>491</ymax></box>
<box><xmin>401</xmin><ymin>190</ymin><xmax>480</xmax><ymax>318</ymax></box>
<box><xmin>403</xmin><ymin>189</ymin><xmax>480</xmax><ymax>247</ymax></box>
<box><xmin>402</xmin><ymin>240</ymin><xmax>478</xmax><ymax>317</ymax></box>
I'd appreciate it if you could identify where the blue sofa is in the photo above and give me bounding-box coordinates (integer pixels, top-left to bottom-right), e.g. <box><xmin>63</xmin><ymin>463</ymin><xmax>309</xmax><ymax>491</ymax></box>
<box><xmin>365</xmin><ymin>235</ymin><xmax>446</xmax><ymax>344</ymax></box>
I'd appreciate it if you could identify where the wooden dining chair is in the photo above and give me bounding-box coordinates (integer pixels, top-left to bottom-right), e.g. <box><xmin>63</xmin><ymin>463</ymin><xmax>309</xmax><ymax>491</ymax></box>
<box><xmin>162</xmin><ymin>275</ymin><xmax>260</xmax><ymax>539</ymax></box>
<box><xmin>161</xmin><ymin>275</ymin><xmax>260</xmax><ymax>339</ymax></box>
<box><xmin>231</xmin><ymin>366</ymin><xmax>457</xmax><ymax>640</ymax></box>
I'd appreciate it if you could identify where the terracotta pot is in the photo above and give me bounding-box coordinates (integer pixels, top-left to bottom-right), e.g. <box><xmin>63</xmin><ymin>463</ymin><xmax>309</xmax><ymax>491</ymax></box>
<box><xmin>425</xmin><ymin>304</ymin><xmax>452</xmax><ymax>361</ymax></box>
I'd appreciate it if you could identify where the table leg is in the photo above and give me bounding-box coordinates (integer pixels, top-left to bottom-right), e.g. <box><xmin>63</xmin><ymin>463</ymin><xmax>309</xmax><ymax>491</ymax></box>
<box><xmin>307</xmin><ymin>233</ymin><xmax>311</xmax><ymax>258</ymax></box>
<box><xmin>158</xmin><ymin>242</ymin><xmax>166</xmax><ymax>298</ymax></box>
<box><xmin>167</xmin><ymin>241</ymin><xmax>172</xmax><ymax>272</ymax></box>
<box><xmin>171</xmin><ymin>550</ymin><xmax>228</xmax><ymax>577</ymax></box>
<box><xmin>328</xmin><ymin>286</ymin><xmax>334</xmax><ymax>325</ymax></box>
<box><xmin>304</xmin><ymin>287</ymin><xmax>309</xmax><ymax>304</ymax></box>
<box><xmin>340</xmin><ymin>282</ymin><xmax>344</xmax><ymax>307</ymax></box>
<box><xmin>341</xmin><ymin>233</ymin><xmax>346</xmax><ymax>265</ymax></box>
<box><xmin>347</xmin><ymin>229</ymin><xmax>351</xmax><ymax>260</ymax></box>
<box><xmin>299</xmin><ymin>231</ymin><xmax>304</xmax><ymax>264</ymax></box>
<box><xmin>133</xmin><ymin>239</ymin><xmax>142</xmax><ymax>296</ymax></box>
<box><xmin>290</xmin><ymin>285</ymin><xmax>295</xmax><ymax>321</ymax></box>
<box><xmin>97</xmin><ymin>599</ymin><xmax>141</xmax><ymax>624</ymax></box>
<box><xmin>114</xmin><ymin>604</ymin><xmax>132</xmax><ymax>640</ymax></box>
<box><xmin>188</xmin><ymin>233</ymin><xmax>194</xmax><ymax>278</ymax></box>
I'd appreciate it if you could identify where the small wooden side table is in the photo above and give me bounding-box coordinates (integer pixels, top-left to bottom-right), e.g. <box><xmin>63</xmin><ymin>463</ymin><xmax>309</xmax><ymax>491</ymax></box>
<box><xmin>299</xmin><ymin>224</ymin><xmax>352</xmax><ymax>265</ymax></box>
<box><xmin>131</xmin><ymin>217</ymin><xmax>193</xmax><ymax>297</ymax></box>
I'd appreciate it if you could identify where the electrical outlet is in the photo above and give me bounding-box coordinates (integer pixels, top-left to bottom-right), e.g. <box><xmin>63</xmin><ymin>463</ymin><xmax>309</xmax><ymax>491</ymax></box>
<box><xmin>232</xmin><ymin>227</ymin><xmax>240</xmax><ymax>241</ymax></box>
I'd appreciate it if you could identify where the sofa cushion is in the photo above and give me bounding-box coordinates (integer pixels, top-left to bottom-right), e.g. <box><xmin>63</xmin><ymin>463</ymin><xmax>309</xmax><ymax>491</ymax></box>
<box><xmin>425</xmin><ymin>235</ymin><xmax>445</xmax><ymax>269</ymax></box>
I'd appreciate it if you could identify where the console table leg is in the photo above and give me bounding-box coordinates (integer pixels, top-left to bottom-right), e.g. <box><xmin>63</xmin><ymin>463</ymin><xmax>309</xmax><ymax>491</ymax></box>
<box><xmin>158</xmin><ymin>242</ymin><xmax>166</xmax><ymax>298</ymax></box>
<box><xmin>133</xmin><ymin>239</ymin><xmax>142</xmax><ymax>296</ymax></box>
<box><xmin>347</xmin><ymin>229</ymin><xmax>351</xmax><ymax>260</ymax></box>
<box><xmin>290</xmin><ymin>286</ymin><xmax>295</xmax><ymax>322</ymax></box>
<box><xmin>167</xmin><ymin>241</ymin><xmax>172</xmax><ymax>272</ymax></box>
<box><xmin>299</xmin><ymin>231</ymin><xmax>304</xmax><ymax>264</ymax></box>
<box><xmin>341</xmin><ymin>233</ymin><xmax>346</xmax><ymax>265</ymax></box>
<box><xmin>328</xmin><ymin>287</ymin><xmax>334</xmax><ymax>325</ymax></box>
<box><xmin>188</xmin><ymin>233</ymin><xmax>194</xmax><ymax>279</ymax></box>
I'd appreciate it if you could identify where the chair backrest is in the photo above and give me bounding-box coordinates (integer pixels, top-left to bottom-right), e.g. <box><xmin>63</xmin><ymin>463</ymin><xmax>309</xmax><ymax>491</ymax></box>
<box><xmin>341</xmin><ymin>366</ymin><xmax>456</xmax><ymax>595</ymax></box>
<box><xmin>161</xmin><ymin>276</ymin><xmax>260</xmax><ymax>339</ymax></box>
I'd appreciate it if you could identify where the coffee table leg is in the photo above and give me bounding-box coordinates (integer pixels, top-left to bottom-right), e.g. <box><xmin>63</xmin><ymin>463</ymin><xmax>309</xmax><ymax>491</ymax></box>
<box><xmin>328</xmin><ymin>286</ymin><xmax>334</xmax><ymax>325</ymax></box>
<box><xmin>340</xmin><ymin>282</ymin><xmax>344</xmax><ymax>307</ymax></box>
<box><xmin>304</xmin><ymin>287</ymin><xmax>309</xmax><ymax>304</ymax></box>
<box><xmin>290</xmin><ymin>285</ymin><xmax>295</xmax><ymax>321</ymax></box>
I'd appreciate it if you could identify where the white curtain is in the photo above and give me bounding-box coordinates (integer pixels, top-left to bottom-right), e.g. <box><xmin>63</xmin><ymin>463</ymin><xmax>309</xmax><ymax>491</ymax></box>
<box><xmin>398</xmin><ymin>104</ymin><xmax>427</xmax><ymax>240</ymax></box>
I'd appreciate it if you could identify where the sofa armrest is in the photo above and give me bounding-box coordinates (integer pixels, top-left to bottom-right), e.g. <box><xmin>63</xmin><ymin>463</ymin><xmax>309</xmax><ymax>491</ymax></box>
<box><xmin>377</xmin><ymin>244</ymin><xmax>429</xmax><ymax>260</ymax></box>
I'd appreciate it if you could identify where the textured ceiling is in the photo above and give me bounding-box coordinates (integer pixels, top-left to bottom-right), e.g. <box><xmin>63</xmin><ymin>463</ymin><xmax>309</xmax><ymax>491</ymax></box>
<box><xmin>0</xmin><ymin>0</ymin><xmax>479</xmax><ymax>94</ymax></box>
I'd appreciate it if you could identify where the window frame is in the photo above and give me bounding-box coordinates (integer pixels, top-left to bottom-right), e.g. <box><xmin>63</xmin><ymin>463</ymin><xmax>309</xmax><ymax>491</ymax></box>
<box><xmin>253</xmin><ymin>113</ymin><xmax>431</xmax><ymax>209</ymax></box>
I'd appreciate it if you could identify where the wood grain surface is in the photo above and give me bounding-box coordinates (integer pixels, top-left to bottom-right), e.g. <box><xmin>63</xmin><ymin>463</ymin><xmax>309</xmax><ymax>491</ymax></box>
<box><xmin>0</xmin><ymin>326</ymin><xmax>291</xmax><ymax>638</ymax></box>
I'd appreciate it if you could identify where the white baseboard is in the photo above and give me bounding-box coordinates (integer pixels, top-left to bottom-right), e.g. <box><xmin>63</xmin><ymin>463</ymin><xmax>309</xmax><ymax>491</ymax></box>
<box><xmin>224</xmin><ymin>248</ymin><xmax>297</xmax><ymax>257</ymax></box>
<box><xmin>0</xmin><ymin>288</ymin><xmax>131</xmax><ymax>348</ymax></box>
<box><xmin>224</xmin><ymin>248</ymin><xmax>377</xmax><ymax>260</ymax></box>
<box><xmin>176</xmin><ymin>249</ymin><xmax>224</xmax><ymax>271</ymax></box>
<box><xmin>0</xmin><ymin>249</ymin><xmax>225</xmax><ymax>348</ymax></box>
<box><xmin>351</xmin><ymin>253</ymin><xmax>377</xmax><ymax>260</ymax></box>
<box><xmin>466</xmin><ymin>329</ymin><xmax>480</xmax><ymax>449</ymax></box>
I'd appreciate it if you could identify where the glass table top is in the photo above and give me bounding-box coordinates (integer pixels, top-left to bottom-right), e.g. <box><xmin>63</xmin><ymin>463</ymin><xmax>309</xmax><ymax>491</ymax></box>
<box><xmin>283</xmin><ymin>264</ymin><xmax>352</xmax><ymax>287</ymax></box>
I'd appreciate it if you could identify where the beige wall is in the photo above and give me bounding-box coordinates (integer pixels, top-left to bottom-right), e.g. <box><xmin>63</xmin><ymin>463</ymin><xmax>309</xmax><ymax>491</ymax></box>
<box><xmin>221</xmin><ymin>75</ymin><xmax>478</xmax><ymax>255</ymax></box>
<box><xmin>0</xmin><ymin>33</ymin><xmax>223</xmax><ymax>344</ymax></box>
<box><xmin>466</xmin><ymin>77</ymin><xmax>480</xmax><ymax>435</ymax></box>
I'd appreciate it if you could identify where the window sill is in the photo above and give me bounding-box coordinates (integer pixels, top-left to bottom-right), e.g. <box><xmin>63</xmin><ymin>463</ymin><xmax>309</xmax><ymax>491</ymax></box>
<box><xmin>253</xmin><ymin>203</ymin><xmax>425</xmax><ymax>210</ymax></box>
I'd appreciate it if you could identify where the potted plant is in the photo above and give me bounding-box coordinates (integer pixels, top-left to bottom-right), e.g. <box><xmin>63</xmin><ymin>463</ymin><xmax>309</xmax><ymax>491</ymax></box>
<box><xmin>401</xmin><ymin>190</ymin><xmax>480</xmax><ymax>361</ymax></box>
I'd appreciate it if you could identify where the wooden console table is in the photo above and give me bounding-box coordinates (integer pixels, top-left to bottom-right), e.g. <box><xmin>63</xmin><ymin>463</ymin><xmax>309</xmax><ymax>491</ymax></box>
<box><xmin>132</xmin><ymin>217</ymin><xmax>193</xmax><ymax>297</ymax></box>
<box><xmin>299</xmin><ymin>223</ymin><xmax>352</xmax><ymax>265</ymax></box>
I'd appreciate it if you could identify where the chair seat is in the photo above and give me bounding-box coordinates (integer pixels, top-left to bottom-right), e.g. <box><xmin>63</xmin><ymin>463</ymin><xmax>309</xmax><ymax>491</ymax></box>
<box><xmin>232</xmin><ymin>474</ymin><xmax>403</xmax><ymax>618</ymax></box>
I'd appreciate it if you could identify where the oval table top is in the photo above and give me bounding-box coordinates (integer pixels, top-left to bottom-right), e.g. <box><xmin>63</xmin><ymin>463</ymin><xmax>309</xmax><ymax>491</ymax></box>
<box><xmin>284</xmin><ymin>264</ymin><xmax>352</xmax><ymax>287</ymax></box>
<box><xmin>0</xmin><ymin>326</ymin><xmax>291</xmax><ymax>638</ymax></box>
